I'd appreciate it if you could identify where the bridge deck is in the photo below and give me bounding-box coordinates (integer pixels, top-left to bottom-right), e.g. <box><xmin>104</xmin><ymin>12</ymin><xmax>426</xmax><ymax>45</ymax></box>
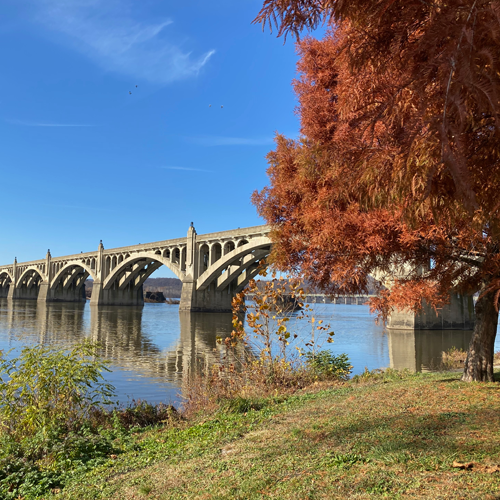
<box><xmin>0</xmin><ymin>225</ymin><xmax>270</xmax><ymax>268</ymax></box>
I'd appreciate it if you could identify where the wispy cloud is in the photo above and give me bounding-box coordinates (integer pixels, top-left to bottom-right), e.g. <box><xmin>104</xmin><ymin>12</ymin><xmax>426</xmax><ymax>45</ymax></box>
<box><xmin>8</xmin><ymin>119</ymin><xmax>96</xmax><ymax>127</ymax></box>
<box><xmin>32</xmin><ymin>0</ymin><xmax>215</xmax><ymax>84</ymax></box>
<box><xmin>160</xmin><ymin>166</ymin><xmax>212</xmax><ymax>172</ymax></box>
<box><xmin>188</xmin><ymin>136</ymin><xmax>274</xmax><ymax>146</ymax></box>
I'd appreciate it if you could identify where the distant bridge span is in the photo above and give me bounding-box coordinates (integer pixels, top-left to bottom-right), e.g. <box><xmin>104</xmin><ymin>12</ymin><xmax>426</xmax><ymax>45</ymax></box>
<box><xmin>0</xmin><ymin>224</ymin><xmax>272</xmax><ymax>312</ymax></box>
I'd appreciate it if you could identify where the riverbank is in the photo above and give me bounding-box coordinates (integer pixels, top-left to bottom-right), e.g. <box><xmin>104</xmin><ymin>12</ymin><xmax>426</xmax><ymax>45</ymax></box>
<box><xmin>50</xmin><ymin>369</ymin><xmax>500</xmax><ymax>500</ymax></box>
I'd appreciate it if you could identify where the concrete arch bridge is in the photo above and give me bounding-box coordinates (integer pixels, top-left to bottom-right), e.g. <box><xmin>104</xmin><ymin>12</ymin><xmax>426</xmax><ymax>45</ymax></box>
<box><xmin>0</xmin><ymin>224</ymin><xmax>272</xmax><ymax>312</ymax></box>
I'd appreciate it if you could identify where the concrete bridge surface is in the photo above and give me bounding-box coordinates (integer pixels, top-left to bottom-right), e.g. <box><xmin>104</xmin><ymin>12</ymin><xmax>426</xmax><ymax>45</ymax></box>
<box><xmin>0</xmin><ymin>224</ymin><xmax>272</xmax><ymax>313</ymax></box>
<box><xmin>0</xmin><ymin>223</ymin><xmax>475</xmax><ymax>327</ymax></box>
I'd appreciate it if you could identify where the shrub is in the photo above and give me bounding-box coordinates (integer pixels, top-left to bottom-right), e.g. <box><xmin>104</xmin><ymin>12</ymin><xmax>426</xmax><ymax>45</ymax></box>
<box><xmin>304</xmin><ymin>351</ymin><xmax>352</xmax><ymax>380</ymax></box>
<box><xmin>0</xmin><ymin>340</ymin><xmax>116</xmax><ymax>437</ymax></box>
<box><xmin>230</xmin><ymin>274</ymin><xmax>339</xmax><ymax>378</ymax></box>
<box><xmin>0</xmin><ymin>341</ymin><xmax>119</xmax><ymax>498</ymax></box>
<box><xmin>0</xmin><ymin>341</ymin><xmax>182</xmax><ymax>499</ymax></box>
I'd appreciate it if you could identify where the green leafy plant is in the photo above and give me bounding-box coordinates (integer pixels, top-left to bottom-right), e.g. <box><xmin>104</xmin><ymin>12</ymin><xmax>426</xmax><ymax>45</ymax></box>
<box><xmin>0</xmin><ymin>341</ymin><xmax>182</xmax><ymax>499</ymax></box>
<box><xmin>0</xmin><ymin>341</ymin><xmax>119</xmax><ymax>498</ymax></box>
<box><xmin>304</xmin><ymin>351</ymin><xmax>352</xmax><ymax>380</ymax></box>
<box><xmin>0</xmin><ymin>340</ymin><xmax>116</xmax><ymax>437</ymax></box>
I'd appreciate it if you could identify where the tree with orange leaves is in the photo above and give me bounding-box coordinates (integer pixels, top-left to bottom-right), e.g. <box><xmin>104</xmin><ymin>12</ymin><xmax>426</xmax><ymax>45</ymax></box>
<box><xmin>252</xmin><ymin>1</ymin><xmax>500</xmax><ymax>381</ymax></box>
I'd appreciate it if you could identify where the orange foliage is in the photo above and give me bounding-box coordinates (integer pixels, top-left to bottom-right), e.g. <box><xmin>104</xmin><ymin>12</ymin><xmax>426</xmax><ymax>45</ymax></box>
<box><xmin>255</xmin><ymin>0</ymin><xmax>500</xmax><ymax>214</ymax></box>
<box><xmin>252</xmin><ymin>1</ymin><xmax>500</xmax><ymax>323</ymax></box>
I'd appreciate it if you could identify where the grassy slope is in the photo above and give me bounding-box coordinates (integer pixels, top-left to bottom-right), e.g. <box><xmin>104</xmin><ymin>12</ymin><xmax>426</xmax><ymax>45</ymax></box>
<box><xmin>57</xmin><ymin>371</ymin><xmax>500</xmax><ymax>500</ymax></box>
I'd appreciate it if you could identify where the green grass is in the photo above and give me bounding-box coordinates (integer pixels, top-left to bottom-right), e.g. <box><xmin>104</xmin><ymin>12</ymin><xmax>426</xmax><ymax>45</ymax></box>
<box><xmin>47</xmin><ymin>370</ymin><xmax>500</xmax><ymax>500</ymax></box>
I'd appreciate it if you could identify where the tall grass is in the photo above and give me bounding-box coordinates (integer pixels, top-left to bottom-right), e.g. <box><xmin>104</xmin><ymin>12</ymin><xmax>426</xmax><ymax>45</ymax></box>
<box><xmin>441</xmin><ymin>347</ymin><xmax>500</xmax><ymax>370</ymax></box>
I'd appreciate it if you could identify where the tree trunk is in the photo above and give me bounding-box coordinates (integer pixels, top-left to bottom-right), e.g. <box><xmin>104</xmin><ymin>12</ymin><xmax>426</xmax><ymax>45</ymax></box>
<box><xmin>462</xmin><ymin>289</ymin><xmax>498</xmax><ymax>382</ymax></box>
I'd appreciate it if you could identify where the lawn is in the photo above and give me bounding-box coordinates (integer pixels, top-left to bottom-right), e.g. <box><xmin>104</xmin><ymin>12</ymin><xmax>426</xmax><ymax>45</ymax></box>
<box><xmin>56</xmin><ymin>370</ymin><xmax>500</xmax><ymax>500</ymax></box>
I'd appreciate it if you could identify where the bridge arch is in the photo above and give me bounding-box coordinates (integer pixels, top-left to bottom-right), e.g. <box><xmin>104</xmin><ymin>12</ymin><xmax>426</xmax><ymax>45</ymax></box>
<box><xmin>17</xmin><ymin>267</ymin><xmax>46</xmax><ymax>285</ymax></box>
<box><xmin>0</xmin><ymin>270</ymin><xmax>13</xmax><ymax>298</ymax></box>
<box><xmin>51</xmin><ymin>262</ymin><xmax>97</xmax><ymax>286</ymax></box>
<box><xmin>196</xmin><ymin>237</ymin><xmax>272</xmax><ymax>292</ymax></box>
<box><xmin>198</xmin><ymin>244</ymin><xmax>210</xmax><ymax>276</ymax></box>
<box><xmin>15</xmin><ymin>267</ymin><xmax>45</xmax><ymax>300</ymax></box>
<box><xmin>89</xmin><ymin>252</ymin><xmax>185</xmax><ymax>306</ymax></box>
<box><xmin>49</xmin><ymin>262</ymin><xmax>97</xmax><ymax>302</ymax></box>
<box><xmin>223</xmin><ymin>241</ymin><xmax>235</xmax><ymax>255</ymax></box>
<box><xmin>171</xmin><ymin>248</ymin><xmax>180</xmax><ymax>265</ymax></box>
<box><xmin>210</xmin><ymin>243</ymin><xmax>222</xmax><ymax>265</ymax></box>
<box><xmin>103</xmin><ymin>253</ymin><xmax>184</xmax><ymax>290</ymax></box>
<box><xmin>0</xmin><ymin>269</ymin><xmax>13</xmax><ymax>282</ymax></box>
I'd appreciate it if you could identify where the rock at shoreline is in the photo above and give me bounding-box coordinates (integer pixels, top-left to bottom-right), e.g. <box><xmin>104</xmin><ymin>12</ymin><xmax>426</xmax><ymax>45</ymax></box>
<box><xmin>144</xmin><ymin>291</ymin><xmax>166</xmax><ymax>303</ymax></box>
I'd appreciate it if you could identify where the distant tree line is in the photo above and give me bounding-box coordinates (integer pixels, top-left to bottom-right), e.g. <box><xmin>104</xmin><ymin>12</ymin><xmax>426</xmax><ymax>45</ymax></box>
<box><xmin>85</xmin><ymin>277</ymin><xmax>182</xmax><ymax>299</ymax></box>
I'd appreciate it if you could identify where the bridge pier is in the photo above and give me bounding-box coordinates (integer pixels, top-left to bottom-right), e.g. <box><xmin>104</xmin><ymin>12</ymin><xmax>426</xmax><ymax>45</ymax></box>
<box><xmin>7</xmin><ymin>284</ymin><xmax>16</xmax><ymax>300</ymax></box>
<box><xmin>387</xmin><ymin>292</ymin><xmax>475</xmax><ymax>330</ymax></box>
<box><xmin>37</xmin><ymin>282</ymin><xmax>86</xmax><ymax>303</ymax></box>
<box><xmin>37</xmin><ymin>282</ymin><xmax>51</xmax><ymax>302</ymax></box>
<box><xmin>179</xmin><ymin>280</ymin><xmax>233</xmax><ymax>313</ymax></box>
<box><xmin>90</xmin><ymin>281</ymin><xmax>145</xmax><ymax>306</ymax></box>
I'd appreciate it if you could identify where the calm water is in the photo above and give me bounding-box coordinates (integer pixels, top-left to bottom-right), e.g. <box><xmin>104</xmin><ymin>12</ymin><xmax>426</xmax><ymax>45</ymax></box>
<box><xmin>0</xmin><ymin>299</ymin><xmax>498</xmax><ymax>406</ymax></box>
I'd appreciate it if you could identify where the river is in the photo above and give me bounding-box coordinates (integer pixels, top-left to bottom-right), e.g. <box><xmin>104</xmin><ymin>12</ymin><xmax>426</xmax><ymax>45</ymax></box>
<box><xmin>0</xmin><ymin>299</ymin><xmax>497</xmax><ymax>406</ymax></box>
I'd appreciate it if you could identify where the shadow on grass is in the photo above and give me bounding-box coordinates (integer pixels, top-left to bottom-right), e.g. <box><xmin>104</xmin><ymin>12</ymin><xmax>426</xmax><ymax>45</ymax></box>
<box><xmin>313</xmin><ymin>406</ymin><xmax>498</xmax><ymax>462</ymax></box>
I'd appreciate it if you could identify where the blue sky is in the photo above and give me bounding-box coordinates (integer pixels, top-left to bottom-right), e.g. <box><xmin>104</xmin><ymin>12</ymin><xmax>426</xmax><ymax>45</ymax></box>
<box><xmin>0</xmin><ymin>0</ymin><xmax>305</xmax><ymax>277</ymax></box>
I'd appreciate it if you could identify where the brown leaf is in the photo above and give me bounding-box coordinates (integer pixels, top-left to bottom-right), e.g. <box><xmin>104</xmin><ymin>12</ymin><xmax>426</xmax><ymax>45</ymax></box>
<box><xmin>485</xmin><ymin>465</ymin><xmax>500</xmax><ymax>473</ymax></box>
<box><xmin>477</xmin><ymin>464</ymin><xmax>500</xmax><ymax>474</ymax></box>
<box><xmin>452</xmin><ymin>461</ymin><xmax>474</xmax><ymax>469</ymax></box>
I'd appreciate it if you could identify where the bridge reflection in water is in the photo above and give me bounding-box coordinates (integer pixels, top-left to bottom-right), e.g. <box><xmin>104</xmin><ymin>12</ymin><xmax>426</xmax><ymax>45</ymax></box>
<box><xmin>388</xmin><ymin>329</ymin><xmax>473</xmax><ymax>372</ymax></box>
<box><xmin>89</xmin><ymin>308</ymin><xmax>242</xmax><ymax>385</ymax></box>
<box><xmin>0</xmin><ymin>300</ymin><xmax>481</xmax><ymax>403</ymax></box>
<box><xmin>0</xmin><ymin>299</ymin><xmax>240</xmax><ymax>403</ymax></box>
